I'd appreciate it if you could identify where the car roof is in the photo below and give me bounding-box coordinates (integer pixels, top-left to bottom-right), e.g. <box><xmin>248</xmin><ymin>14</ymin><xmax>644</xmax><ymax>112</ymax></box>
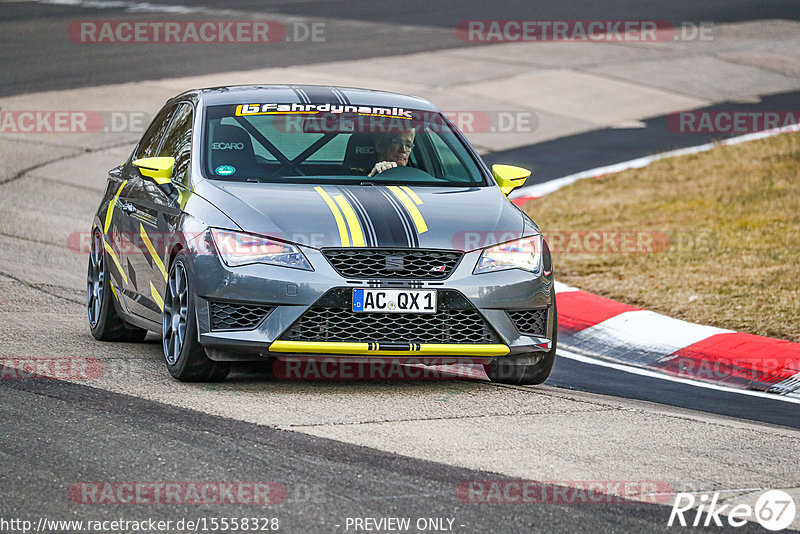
<box><xmin>170</xmin><ymin>85</ymin><xmax>440</xmax><ymax>112</ymax></box>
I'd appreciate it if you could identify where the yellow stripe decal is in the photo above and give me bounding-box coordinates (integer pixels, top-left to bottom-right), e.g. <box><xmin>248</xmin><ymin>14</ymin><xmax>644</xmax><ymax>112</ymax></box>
<box><xmin>139</xmin><ymin>224</ymin><xmax>167</xmax><ymax>281</ymax></box>
<box><xmin>268</xmin><ymin>341</ymin><xmax>510</xmax><ymax>357</ymax></box>
<box><xmin>270</xmin><ymin>341</ymin><xmax>369</xmax><ymax>355</ymax></box>
<box><xmin>400</xmin><ymin>185</ymin><xmax>423</xmax><ymax>205</ymax></box>
<box><xmin>150</xmin><ymin>281</ymin><xmax>164</xmax><ymax>312</ymax></box>
<box><xmin>388</xmin><ymin>186</ymin><xmax>428</xmax><ymax>234</ymax></box>
<box><xmin>109</xmin><ymin>282</ymin><xmax>119</xmax><ymax>302</ymax></box>
<box><xmin>314</xmin><ymin>186</ymin><xmax>350</xmax><ymax>247</ymax></box>
<box><xmin>103</xmin><ymin>238</ymin><xmax>128</xmax><ymax>285</ymax></box>
<box><xmin>333</xmin><ymin>194</ymin><xmax>366</xmax><ymax>247</ymax></box>
<box><xmin>103</xmin><ymin>180</ymin><xmax>128</xmax><ymax>234</ymax></box>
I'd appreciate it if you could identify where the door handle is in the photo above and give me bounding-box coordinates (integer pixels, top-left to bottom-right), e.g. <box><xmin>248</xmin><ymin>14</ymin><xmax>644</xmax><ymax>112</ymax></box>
<box><xmin>118</xmin><ymin>201</ymin><xmax>137</xmax><ymax>214</ymax></box>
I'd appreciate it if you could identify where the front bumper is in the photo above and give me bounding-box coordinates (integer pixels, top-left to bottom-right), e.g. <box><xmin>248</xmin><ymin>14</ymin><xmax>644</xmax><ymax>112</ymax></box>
<box><xmin>189</xmin><ymin>246</ymin><xmax>555</xmax><ymax>361</ymax></box>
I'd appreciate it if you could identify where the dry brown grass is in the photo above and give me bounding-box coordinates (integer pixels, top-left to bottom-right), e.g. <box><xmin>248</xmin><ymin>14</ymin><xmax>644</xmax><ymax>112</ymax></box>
<box><xmin>524</xmin><ymin>132</ymin><xmax>800</xmax><ymax>341</ymax></box>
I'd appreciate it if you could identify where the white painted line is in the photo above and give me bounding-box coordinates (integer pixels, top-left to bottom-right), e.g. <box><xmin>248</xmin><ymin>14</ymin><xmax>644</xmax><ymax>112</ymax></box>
<box><xmin>511</xmin><ymin>123</ymin><xmax>800</xmax><ymax>199</ymax></box>
<box><xmin>557</xmin><ymin>348</ymin><xmax>800</xmax><ymax>404</ymax></box>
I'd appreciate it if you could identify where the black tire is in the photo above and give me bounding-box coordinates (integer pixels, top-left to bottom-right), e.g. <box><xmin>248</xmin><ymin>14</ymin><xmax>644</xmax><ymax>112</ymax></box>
<box><xmin>87</xmin><ymin>228</ymin><xmax>148</xmax><ymax>342</ymax></box>
<box><xmin>485</xmin><ymin>300</ymin><xmax>557</xmax><ymax>385</ymax></box>
<box><xmin>162</xmin><ymin>250</ymin><xmax>230</xmax><ymax>382</ymax></box>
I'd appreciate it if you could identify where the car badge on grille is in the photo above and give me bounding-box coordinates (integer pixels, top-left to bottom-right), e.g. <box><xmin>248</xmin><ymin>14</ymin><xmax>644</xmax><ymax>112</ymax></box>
<box><xmin>429</xmin><ymin>265</ymin><xmax>447</xmax><ymax>273</ymax></box>
<box><xmin>385</xmin><ymin>255</ymin><xmax>404</xmax><ymax>271</ymax></box>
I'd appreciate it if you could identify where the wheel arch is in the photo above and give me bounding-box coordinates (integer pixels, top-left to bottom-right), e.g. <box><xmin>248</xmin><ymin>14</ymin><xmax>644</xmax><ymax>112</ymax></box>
<box><xmin>167</xmin><ymin>242</ymin><xmax>185</xmax><ymax>271</ymax></box>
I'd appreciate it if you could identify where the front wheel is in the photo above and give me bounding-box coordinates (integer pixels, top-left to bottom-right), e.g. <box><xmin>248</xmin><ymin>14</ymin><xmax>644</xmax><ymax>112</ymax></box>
<box><xmin>162</xmin><ymin>251</ymin><xmax>230</xmax><ymax>382</ymax></box>
<box><xmin>484</xmin><ymin>301</ymin><xmax>557</xmax><ymax>385</ymax></box>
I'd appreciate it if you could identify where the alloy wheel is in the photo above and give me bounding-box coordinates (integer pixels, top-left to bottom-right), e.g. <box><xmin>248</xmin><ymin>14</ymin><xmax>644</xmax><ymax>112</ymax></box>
<box><xmin>163</xmin><ymin>261</ymin><xmax>188</xmax><ymax>365</ymax></box>
<box><xmin>87</xmin><ymin>230</ymin><xmax>104</xmax><ymax>327</ymax></box>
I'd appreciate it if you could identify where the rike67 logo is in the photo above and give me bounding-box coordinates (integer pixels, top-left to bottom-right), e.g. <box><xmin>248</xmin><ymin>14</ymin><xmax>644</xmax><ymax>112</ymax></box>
<box><xmin>668</xmin><ymin>490</ymin><xmax>796</xmax><ymax>531</ymax></box>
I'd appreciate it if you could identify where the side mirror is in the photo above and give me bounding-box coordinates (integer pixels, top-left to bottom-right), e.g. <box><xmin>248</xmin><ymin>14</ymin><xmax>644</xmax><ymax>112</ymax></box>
<box><xmin>492</xmin><ymin>164</ymin><xmax>531</xmax><ymax>196</ymax></box>
<box><xmin>132</xmin><ymin>157</ymin><xmax>175</xmax><ymax>185</ymax></box>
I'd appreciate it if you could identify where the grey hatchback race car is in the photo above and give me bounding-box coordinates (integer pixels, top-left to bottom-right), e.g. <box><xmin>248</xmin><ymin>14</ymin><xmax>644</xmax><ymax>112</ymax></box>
<box><xmin>87</xmin><ymin>85</ymin><xmax>556</xmax><ymax>384</ymax></box>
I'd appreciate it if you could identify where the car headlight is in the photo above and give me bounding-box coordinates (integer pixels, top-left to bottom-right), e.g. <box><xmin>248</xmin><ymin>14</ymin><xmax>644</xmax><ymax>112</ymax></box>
<box><xmin>473</xmin><ymin>234</ymin><xmax>543</xmax><ymax>275</ymax></box>
<box><xmin>210</xmin><ymin>229</ymin><xmax>313</xmax><ymax>270</ymax></box>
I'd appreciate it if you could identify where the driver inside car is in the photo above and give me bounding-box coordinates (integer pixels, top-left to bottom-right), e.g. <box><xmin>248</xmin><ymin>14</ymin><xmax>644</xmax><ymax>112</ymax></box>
<box><xmin>367</xmin><ymin>129</ymin><xmax>415</xmax><ymax>177</ymax></box>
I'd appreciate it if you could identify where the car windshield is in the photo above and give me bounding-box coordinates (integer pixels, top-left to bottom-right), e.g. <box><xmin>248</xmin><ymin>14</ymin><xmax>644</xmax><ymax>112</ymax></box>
<box><xmin>202</xmin><ymin>103</ymin><xmax>487</xmax><ymax>186</ymax></box>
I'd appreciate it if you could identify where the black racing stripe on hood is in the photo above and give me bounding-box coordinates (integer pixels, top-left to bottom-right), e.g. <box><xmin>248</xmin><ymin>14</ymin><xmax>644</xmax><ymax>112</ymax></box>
<box><xmin>379</xmin><ymin>187</ymin><xmax>419</xmax><ymax>248</ymax></box>
<box><xmin>339</xmin><ymin>188</ymin><xmax>377</xmax><ymax>247</ymax></box>
<box><xmin>346</xmin><ymin>186</ymin><xmax>412</xmax><ymax>248</ymax></box>
<box><xmin>297</xmin><ymin>86</ymin><xmax>341</xmax><ymax>105</ymax></box>
<box><xmin>331</xmin><ymin>87</ymin><xmax>350</xmax><ymax>105</ymax></box>
<box><xmin>288</xmin><ymin>85</ymin><xmax>309</xmax><ymax>103</ymax></box>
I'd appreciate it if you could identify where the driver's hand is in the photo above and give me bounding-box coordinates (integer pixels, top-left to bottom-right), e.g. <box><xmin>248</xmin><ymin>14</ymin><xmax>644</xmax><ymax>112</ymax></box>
<box><xmin>368</xmin><ymin>161</ymin><xmax>397</xmax><ymax>177</ymax></box>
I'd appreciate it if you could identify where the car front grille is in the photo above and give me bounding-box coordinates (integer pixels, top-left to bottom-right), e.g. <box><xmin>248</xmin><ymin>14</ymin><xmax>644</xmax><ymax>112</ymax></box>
<box><xmin>210</xmin><ymin>301</ymin><xmax>274</xmax><ymax>331</ymax></box>
<box><xmin>322</xmin><ymin>248</ymin><xmax>463</xmax><ymax>279</ymax></box>
<box><xmin>507</xmin><ymin>309</ymin><xmax>548</xmax><ymax>337</ymax></box>
<box><xmin>280</xmin><ymin>289</ymin><xmax>498</xmax><ymax>344</ymax></box>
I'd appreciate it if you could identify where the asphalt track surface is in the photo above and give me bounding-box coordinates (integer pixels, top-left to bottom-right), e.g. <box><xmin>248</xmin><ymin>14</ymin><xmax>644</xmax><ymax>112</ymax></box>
<box><xmin>2</xmin><ymin>2</ymin><xmax>800</xmax><ymax>533</ymax></box>
<box><xmin>2</xmin><ymin>0</ymin><xmax>800</xmax><ymax>97</ymax></box>
<box><xmin>6</xmin><ymin>377</ymin><xmax>764</xmax><ymax>534</ymax></box>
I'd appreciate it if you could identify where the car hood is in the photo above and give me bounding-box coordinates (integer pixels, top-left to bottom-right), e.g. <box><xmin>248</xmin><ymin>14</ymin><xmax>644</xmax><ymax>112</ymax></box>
<box><xmin>195</xmin><ymin>181</ymin><xmax>534</xmax><ymax>251</ymax></box>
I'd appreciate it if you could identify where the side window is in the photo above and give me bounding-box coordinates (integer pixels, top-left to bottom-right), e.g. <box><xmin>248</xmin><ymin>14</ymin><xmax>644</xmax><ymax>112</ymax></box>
<box><xmin>428</xmin><ymin>130</ymin><xmax>470</xmax><ymax>181</ymax></box>
<box><xmin>158</xmin><ymin>103</ymin><xmax>194</xmax><ymax>186</ymax></box>
<box><xmin>134</xmin><ymin>104</ymin><xmax>178</xmax><ymax>160</ymax></box>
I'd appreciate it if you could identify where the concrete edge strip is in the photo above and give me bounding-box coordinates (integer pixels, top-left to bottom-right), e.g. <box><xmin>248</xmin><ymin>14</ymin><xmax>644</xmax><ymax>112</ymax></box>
<box><xmin>510</xmin><ymin>122</ymin><xmax>800</xmax><ymax>203</ymax></box>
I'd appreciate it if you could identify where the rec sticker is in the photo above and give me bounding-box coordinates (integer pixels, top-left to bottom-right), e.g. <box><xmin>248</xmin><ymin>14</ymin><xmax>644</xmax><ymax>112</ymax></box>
<box><xmin>215</xmin><ymin>165</ymin><xmax>236</xmax><ymax>176</ymax></box>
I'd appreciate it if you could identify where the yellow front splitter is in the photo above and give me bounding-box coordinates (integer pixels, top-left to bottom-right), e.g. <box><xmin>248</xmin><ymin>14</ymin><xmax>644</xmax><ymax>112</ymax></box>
<box><xmin>268</xmin><ymin>341</ymin><xmax>510</xmax><ymax>357</ymax></box>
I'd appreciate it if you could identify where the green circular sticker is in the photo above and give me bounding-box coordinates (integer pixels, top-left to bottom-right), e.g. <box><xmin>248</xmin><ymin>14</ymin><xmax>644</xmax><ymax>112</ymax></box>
<box><xmin>215</xmin><ymin>165</ymin><xmax>236</xmax><ymax>176</ymax></box>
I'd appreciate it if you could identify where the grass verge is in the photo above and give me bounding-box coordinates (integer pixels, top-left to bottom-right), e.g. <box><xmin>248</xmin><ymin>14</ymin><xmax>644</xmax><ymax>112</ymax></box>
<box><xmin>524</xmin><ymin>132</ymin><xmax>800</xmax><ymax>341</ymax></box>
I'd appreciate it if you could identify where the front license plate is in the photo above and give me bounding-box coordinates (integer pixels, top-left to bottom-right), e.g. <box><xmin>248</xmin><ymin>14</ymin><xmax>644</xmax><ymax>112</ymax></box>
<box><xmin>352</xmin><ymin>288</ymin><xmax>437</xmax><ymax>314</ymax></box>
